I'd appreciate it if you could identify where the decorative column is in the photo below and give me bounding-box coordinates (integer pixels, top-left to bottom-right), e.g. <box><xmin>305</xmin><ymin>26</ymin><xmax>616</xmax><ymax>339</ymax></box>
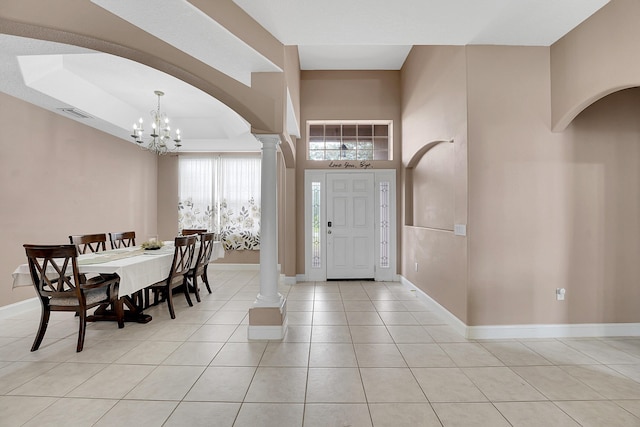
<box><xmin>248</xmin><ymin>134</ymin><xmax>287</xmax><ymax>340</ymax></box>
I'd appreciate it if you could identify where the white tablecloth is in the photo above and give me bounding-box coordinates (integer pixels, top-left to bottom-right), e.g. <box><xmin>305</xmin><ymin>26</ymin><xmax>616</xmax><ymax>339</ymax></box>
<box><xmin>13</xmin><ymin>242</ymin><xmax>224</xmax><ymax>296</ymax></box>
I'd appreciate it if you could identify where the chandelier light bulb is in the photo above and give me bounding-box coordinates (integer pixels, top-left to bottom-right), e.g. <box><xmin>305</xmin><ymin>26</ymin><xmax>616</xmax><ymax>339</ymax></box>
<box><xmin>130</xmin><ymin>90</ymin><xmax>183</xmax><ymax>155</ymax></box>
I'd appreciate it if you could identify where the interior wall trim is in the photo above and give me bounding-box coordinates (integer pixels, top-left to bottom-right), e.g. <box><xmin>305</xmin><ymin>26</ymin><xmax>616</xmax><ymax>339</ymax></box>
<box><xmin>399</xmin><ymin>276</ymin><xmax>640</xmax><ymax>339</ymax></box>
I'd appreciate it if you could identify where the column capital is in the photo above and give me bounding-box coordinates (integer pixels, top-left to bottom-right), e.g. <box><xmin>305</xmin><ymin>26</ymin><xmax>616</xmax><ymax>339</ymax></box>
<box><xmin>253</xmin><ymin>133</ymin><xmax>281</xmax><ymax>147</ymax></box>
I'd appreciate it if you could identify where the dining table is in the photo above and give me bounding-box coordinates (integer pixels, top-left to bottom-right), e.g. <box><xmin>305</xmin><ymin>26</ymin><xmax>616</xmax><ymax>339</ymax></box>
<box><xmin>12</xmin><ymin>240</ymin><xmax>225</xmax><ymax>324</ymax></box>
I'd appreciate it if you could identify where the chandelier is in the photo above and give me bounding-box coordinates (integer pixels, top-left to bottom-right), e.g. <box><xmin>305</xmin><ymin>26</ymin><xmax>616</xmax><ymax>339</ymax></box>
<box><xmin>131</xmin><ymin>90</ymin><xmax>182</xmax><ymax>155</ymax></box>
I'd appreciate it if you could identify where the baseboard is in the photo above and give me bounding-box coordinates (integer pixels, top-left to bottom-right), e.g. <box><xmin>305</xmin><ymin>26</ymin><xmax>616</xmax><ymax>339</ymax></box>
<box><xmin>208</xmin><ymin>263</ymin><xmax>260</xmax><ymax>270</ymax></box>
<box><xmin>248</xmin><ymin>318</ymin><xmax>288</xmax><ymax>340</ymax></box>
<box><xmin>0</xmin><ymin>297</ymin><xmax>39</xmax><ymax>320</ymax></box>
<box><xmin>399</xmin><ymin>275</ymin><xmax>640</xmax><ymax>340</ymax></box>
<box><xmin>282</xmin><ymin>275</ymin><xmax>297</xmax><ymax>285</ymax></box>
<box><xmin>399</xmin><ymin>276</ymin><xmax>467</xmax><ymax>337</ymax></box>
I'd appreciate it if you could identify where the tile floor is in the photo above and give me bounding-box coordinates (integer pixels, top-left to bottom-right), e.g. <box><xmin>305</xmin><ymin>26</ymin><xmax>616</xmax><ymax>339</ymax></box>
<box><xmin>3</xmin><ymin>270</ymin><xmax>640</xmax><ymax>426</ymax></box>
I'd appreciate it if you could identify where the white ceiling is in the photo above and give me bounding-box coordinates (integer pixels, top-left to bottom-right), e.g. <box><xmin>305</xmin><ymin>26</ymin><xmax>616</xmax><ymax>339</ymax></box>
<box><xmin>0</xmin><ymin>0</ymin><xmax>609</xmax><ymax>152</ymax></box>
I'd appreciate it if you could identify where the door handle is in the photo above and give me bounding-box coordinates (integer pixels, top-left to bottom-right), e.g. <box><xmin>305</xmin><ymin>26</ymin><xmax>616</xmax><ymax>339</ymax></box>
<box><xmin>328</xmin><ymin>230</ymin><xmax>332</xmax><ymax>234</ymax></box>
<box><xmin>328</xmin><ymin>221</ymin><xmax>332</xmax><ymax>227</ymax></box>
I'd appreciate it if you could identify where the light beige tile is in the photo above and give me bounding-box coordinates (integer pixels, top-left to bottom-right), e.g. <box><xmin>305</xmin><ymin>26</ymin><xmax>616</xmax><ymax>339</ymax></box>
<box><xmin>244</xmin><ymin>367</ymin><xmax>307</xmax><ymax>403</ymax></box>
<box><xmin>94</xmin><ymin>400</ymin><xmax>177</xmax><ymax>427</ymax></box>
<box><xmin>282</xmin><ymin>325</ymin><xmax>312</xmax><ymax>342</ymax></box>
<box><xmin>64</xmin><ymin>339</ymin><xmax>139</xmax><ymax>363</ymax></box>
<box><xmin>603</xmin><ymin>338</ymin><xmax>640</xmax><ymax>358</ymax></box>
<box><xmin>8</xmin><ymin>362</ymin><xmax>106</xmax><ymax>397</ymax></box>
<box><xmin>423</xmin><ymin>325</ymin><xmax>469</xmax><ymax>343</ymax></box>
<box><xmin>378</xmin><ymin>311</ymin><xmax>419</xmax><ymax>325</ymax></box>
<box><xmin>561</xmin><ymin>364</ymin><xmax>640</xmax><ymax>399</ymax></box>
<box><xmin>398</xmin><ymin>343</ymin><xmax>456</xmax><ymax>367</ymax></box>
<box><xmin>313</xmin><ymin>311</ymin><xmax>348</xmax><ymax>325</ymax></box>
<box><xmin>342</xmin><ymin>300</ymin><xmax>376</xmax><ymax>311</ymax></box>
<box><xmin>521</xmin><ymin>340</ymin><xmax>599</xmax><ymax>365</ymax></box>
<box><xmin>309</xmin><ymin>343</ymin><xmax>357</xmax><ymax>367</ymax></box>
<box><xmin>346</xmin><ymin>311</ymin><xmax>384</xmax><ymax>325</ymax></box>
<box><xmin>287</xmin><ymin>311</ymin><xmax>313</xmax><ymax>325</ymax></box>
<box><xmin>184</xmin><ymin>366</ymin><xmax>256</xmax><ymax>402</ymax></box>
<box><xmin>67</xmin><ymin>363</ymin><xmax>155</xmax><ymax>399</ymax></box>
<box><xmin>162</xmin><ymin>341</ymin><xmax>223</xmax><ymax>365</ymax></box>
<box><xmin>286</xmin><ymin>300</ymin><xmax>314</xmax><ymax>311</ymax></box>
<box><xmin>562</xmin><ymin>339</ymin><xmax>640</xmax><ymax>364</ymax></box>
<box><xmin>360</xmin><ymin>367</ymin><xmax>426</xmax><ymax>402</ymax></box>
<box><xmin>440</xmin><ymin>343</ymin><xmax>504</xmax><ymax>367</ymax></box>
<box><xmin>207</xmin><ymin>310</ymin><xmax>248</xmax><ymax>324</ymax></box>
<box><xmin>0</xmin><ymin>361</ymin><xmax>58</xmax><ymax>394</ymax></box>
<box><xmin>303</xmin><ymin>403</ymin><xmax>372</xmax><ymax>427</ymax></box>
<box><xmin>512</xmin><ymin>366</ymin><xmax>605</xmax><ymax>400</ymax></box>
<box><xmin>22</xmin><ymin>397</ymin><xmax>117</xmax><ymax>427</ymax></box>
<box><xmin>609</xmin><ymin>364</ymin><xmax>640</xmax><ymax>383</ymax></box>
<box><xmin>234</xmin><ymin>403</ymin><xmax>304</xmax><ymax>427</ymax></box>
<box><xmin>556</xmin><ymin>400</ymin><xmax>640</xmax><ymax>427</ymax></box>
<box><xmin>349</xmin><ymin>325</ymin><xmax>394</xmax><ymax>343</ymax></box>
<box><xmin>369</xmin><ymin>403</ymin><xmax>442</xmax><ymax>427</ymax></box>
<box><xmin>115</xmin><ymin>340</ymin><xmax>181</xmax><ymax>365</ymax></box>
<box><xmin>0</xmin><ymin>396</ymin><xmax>57</xmax><ymax>426</ymax></box>
<box><xmin>311</xmin><ymin>325</ymin><xmax>352</xmax><ymax>343</ymax></box>
<box><xmin>387</xmin><ymin>325</ymin><xmax>434</xmax><ymax>344</ymax></box>
<box><xmin>354</xmin><ymin>343</ymin><xmax>406</xmax><ymax>367</ymax></box>
<box><xmin>432</xmin><ymin>402</ymin><xmax>511</xmax><ymax>427</ymax></box>
<box><xmin>481</xmin><ymin>341</ymin><xmax>552</xmax><ymax>366</ymax></box>
<box><xmin>124</xmin><ymin>365</ymin><xmax>204</xmax><ymax>400</ymax></box>
<box><xmin>259</xmin><ymin>342</ymin><xmax>310</xmax><ymax>367</ymax></box>
<box><xmin>412</xmin><ymin>367</ymin><xmax>487</xmax><ymax>403</ymax></box>
<box><xmin>372</xmin><ymin>300</ymin><xmax>408</xmax><ymax>311</ymax></box>
<box><xmin>306</xmin><ymin>367</ymin><xmax>366</xmax><ymax>403</ymax></box>
<box><xmin>313</xmin><ymin>300</ymin><xmax>345</xmax><ymax>311</ymax></box>
<box><xmin>210</xmin><ymin>342</ymin><xmax>267</xmax><ymax>366</ymax></box>
<box><xmin>187</xmin><ymin>324</ymin><xmax>237</xmax><ymax>342</ymax></box>
<box><xmin>462</xmin><ymin>367</ymin><xmax>546</xmax><ymax>401</ymax></box>
<box><xmin>146</xmin><ymin>322</ymin><xmax>201</xmax><ymax>341</ymax></box>
<box><xmin>494</xmin><ymin>402</ymin><xmax>581</xmax><ymax>427</ymax></box>
<box><xmin>164</xmin><ymin>402</ymin><xmax>240</xmax><ymax>427</ymax></box>
<box><xmin>615</xmin><ymin>399</ymin><xmax>640</xmax><ymax>418</ymax></box>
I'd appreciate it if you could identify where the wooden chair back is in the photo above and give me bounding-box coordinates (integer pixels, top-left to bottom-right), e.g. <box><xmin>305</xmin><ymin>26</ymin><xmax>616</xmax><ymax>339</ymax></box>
<box><xmin>25</xmin><ymin>244</ymin><xmax>83</xmax><ymax>301</ymax></box>
<box><xmin>193</xmin><ymin>232</ymin><xmax>215</xmax><ymax>277</ymax></box>
<box><xmin>168</xmin><ymin>235</ymin><xmax>198</xmax><ymax>287</ymax></box>
<box><xmin>109</xmin><ymin>231</ymin><xmax>136</xmax><ymax>249</ymax></box>
<box><xmin>181</xmin><ymin>228</ymin><xmax>207</xmax><ymax>236</ymax></box>
<box><xmin>69</xmin><ymin>233</ymin><xmax>108</xmax><ymax>254</ymax></box>
<box><xmin>23</xmin><ymin>244</ymin><xmax>121</xmax><ymax>352</ymax></box>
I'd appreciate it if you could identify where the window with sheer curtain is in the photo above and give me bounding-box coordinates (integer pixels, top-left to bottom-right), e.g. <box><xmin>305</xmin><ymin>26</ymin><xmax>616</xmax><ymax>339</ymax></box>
<box><xmin>178</xmin><ymin>155</ymin><xmax>261</xmax><ymax>251</ymax></box>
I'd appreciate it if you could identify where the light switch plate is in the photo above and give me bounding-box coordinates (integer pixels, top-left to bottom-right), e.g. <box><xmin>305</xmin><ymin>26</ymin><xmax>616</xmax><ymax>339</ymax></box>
<box><xmin>454</xmin><ymin>224</ymin><xmax>467</xmax><ymax>236</ymax></box>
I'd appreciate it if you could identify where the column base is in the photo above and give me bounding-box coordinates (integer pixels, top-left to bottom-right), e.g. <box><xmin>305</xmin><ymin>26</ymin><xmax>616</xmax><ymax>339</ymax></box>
<box><xmin>248</xmin><ymin>298</ymin><xmax>287</xmax><ymax>340</ymax></box>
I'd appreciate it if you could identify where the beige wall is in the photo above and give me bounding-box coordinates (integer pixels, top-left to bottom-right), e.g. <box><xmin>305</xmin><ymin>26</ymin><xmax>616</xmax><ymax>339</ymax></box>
<box><xmin>467</xmin><ymin>45</ymin><xmax>640</xmax><ymax>325</ymax></box>
<box><xmin>551</xmin><ymin>0</ymin><xmax>640</xmax><ymax>130</ymax></box>
<box><xmin>1</xmin><ymin>92</ymin><xmax>157</xmax><ymax>307</ymax></box>
<box><xmin>297</xmin><ymin>70</ymin><xmax>402</xmax><ymax>274</ymax></box>
<box><xmin>400</xmin><ymin>45</ymin><xmax>469</xmax><ymax>322</ymax></box>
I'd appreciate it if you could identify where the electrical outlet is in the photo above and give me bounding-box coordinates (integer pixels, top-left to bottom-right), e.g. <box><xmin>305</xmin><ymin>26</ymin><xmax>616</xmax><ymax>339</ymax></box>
<box><xmin>414</xmin><ymin>262</ymin><xmax>418</xmax><ymax>272</ymax></box>
<box><xmin>556</xmin><ymin>288</ymin><xmax>566</xmax><ymax>301</ymax></box>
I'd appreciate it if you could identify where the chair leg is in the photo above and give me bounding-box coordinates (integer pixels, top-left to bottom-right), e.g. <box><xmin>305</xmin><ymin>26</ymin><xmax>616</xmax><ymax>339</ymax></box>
<box><xmin>167</xmin><ymin>288</ymin><xmax>176</xmax><ymax>319</ymax></box>
<box><xmin>183</xmin><ymin>278</ymin><xmax>194</xmax><ymax>307</ymax></box>
<box><xmin>202</xmin><ymin>268</ymin><xmax>212</xmax><ymax>294</ymax></box>
<box><xmin>31</xmin><ymin>300</ymin><xmax>50</xmax><ymax>352</ymax></box>
<box><xmin>76</xmin><ymin>311</ymin><xmax>87</xmax><ymax>352</ymax></box>
<box><xmin>192</xmin><ymin>275</ymin><xmax>201</xmax><ymax>303</ymax></box>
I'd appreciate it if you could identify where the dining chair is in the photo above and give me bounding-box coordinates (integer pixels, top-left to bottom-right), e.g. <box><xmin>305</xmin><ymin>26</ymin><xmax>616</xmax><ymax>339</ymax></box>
<box><xmin>109</xmin><ymin>231</ymin><xmax>136</xmax><ymax>249</ymax></box>
<box><xmin>184</xmin><ymin>232</ymin><xmax>216</xmax><ymax>301</ymax></box>
<box><xmin>24</xmin><ymin>244</ymin><xmax>124</xmax><ymax>352</ymax></box>
<box><xmin>181</xmin><ymin>228</ymin><xmax>207</xmax><ymax>236</ymax></box>
<box><xmin>146</xmin><ymin>235</ymin><xmax>197</xmax><ymax>319</ymax></box>
<box><xmin>69</xmin><ymin>233</ymin><xmax>108</xmax><ymax>254</ymax></box>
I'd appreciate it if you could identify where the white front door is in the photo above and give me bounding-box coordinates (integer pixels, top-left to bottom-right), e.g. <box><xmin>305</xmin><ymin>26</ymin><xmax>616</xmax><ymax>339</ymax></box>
<box><xmin>326</xmin><ymin>172</ymin><xmax>375</xmax><ymax>279</ymax></box>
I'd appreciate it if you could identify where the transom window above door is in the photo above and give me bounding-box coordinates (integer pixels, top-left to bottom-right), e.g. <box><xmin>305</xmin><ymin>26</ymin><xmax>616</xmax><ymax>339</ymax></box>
<box><xmin>307</xmin><ymin>120</ymin><xmax>392</xmax><ymax>161</ymax></box>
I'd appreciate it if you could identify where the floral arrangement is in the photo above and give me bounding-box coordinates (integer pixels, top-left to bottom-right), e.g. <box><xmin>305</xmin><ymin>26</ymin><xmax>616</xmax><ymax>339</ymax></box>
<box><xmin>141</xmin><ymin>240</ymin><xmax>164</xmax><ymax>250</ymax></box>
